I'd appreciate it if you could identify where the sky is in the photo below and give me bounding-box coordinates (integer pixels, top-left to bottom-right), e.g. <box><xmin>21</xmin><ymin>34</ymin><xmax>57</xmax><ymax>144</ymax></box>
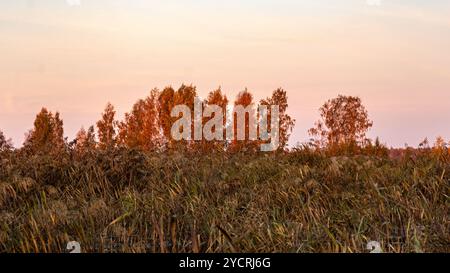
<box><xmin>1</xmin><ymin>0</ymin><xmax>449</xmax><ymax>148</ymax></box>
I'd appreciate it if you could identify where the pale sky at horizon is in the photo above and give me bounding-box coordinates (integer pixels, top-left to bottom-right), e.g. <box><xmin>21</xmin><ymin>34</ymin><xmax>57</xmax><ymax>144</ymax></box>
<box><xmin>1</xmin><ymin>0</ymin><xmax>449</xmax><ymax>148</ymax></box>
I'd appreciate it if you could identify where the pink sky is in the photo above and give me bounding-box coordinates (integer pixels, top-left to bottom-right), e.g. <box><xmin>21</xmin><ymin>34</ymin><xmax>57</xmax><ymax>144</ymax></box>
<box><xmin>1</xmin><ymin>1</ymin><xmax>449</xmax><ymax>147</ymax></box>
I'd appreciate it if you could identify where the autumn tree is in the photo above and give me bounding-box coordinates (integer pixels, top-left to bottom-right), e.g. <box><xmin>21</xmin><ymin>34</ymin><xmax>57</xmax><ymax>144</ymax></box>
<box><xmin>176</xmin><ymin>84</ymin><xmax>197</xmax><ymax>149</ymax></box>
<box><xmin>96</xmin><ymin>103</ymin><xmax>118</xmax><ymax>149</ymax></box>
<box><xmin>158</xmin><ymin>86</ymin><xmax>176</xmax><ymax>147</ymax></box>
<box><xmin>206</xmin><ymin>87</ymin><xmax>228</xmax><ymax>112</ymax></box>
<box><xmin>309</xmin><ymin>95</ymin><xmax>373</xmax><ymax>150</ymax></box>
<box><xmin>433</xmin><ymin>136</ymin><xmax>447</xmax><ymax>149</ymax></box>
<box><xmin>0</xmin><ymin>130</ymin><xmax>13</xmax><ymax>153</ymax></box>
<box><xmin>260</xmin><ymin>88</ymin><xmax>295</xmax><ymax>151</ymax></box>
<box><xmin>118</xmin><ymin>89</ymin><xmax>162</xmax><ymax>150</ymax></box>
<box><xmin>159</xmin><ymin>84</ymin><xmax>197</xmax><ymax>150</ymax></box>
<box><xmin>0</xmin><ymin>130</ymin><xmax>12</xmax><ymax>179</ymax></box>
<box><xmin>229</xmin><ymin>88</ymin><xmax>258</xmax><ymax>153</ymax></box>
<box><xmin>362</xmin><ymin>137</ymin><xmax>389</xmax><ymax>157</ymax></box>
<box><xmin>432</xmin><ymin>136</ymin><xmax>449</xmax><ymax>160</ymax></box>
<box><xmin>175</xmin><ymin>84</ymin><xmax>197</xmax><ymax>139</ymax></box>
<box><xmin>198</xmin><ymin>87</ymin><xmax>229</xmax><ymax>153</ymax></box>
<box><xmin>73</xmin><ymin>126</ymin><xmax>96</xmax><ymax>156</ymax></box>
<box><xmin>53</xmin><ymin>112</ymin><xmax>65</xmax><ymax>148</ymax></box>
<box><xmin>23</xmin><ymin>108</ymin><xmax>66</xmax><ymax>155</ymax></box>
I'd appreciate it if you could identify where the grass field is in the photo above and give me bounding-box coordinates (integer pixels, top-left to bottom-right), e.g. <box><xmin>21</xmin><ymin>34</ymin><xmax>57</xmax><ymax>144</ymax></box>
<box><xmin>0</xmin><ymin>147</ymin><xmax>448</xmax><ymax>253</ymax></box>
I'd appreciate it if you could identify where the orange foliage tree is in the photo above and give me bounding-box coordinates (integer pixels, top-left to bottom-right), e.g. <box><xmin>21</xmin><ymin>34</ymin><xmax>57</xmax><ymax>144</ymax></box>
<box><xmin>118</xmin><ymin>89</ymin><xmax>162</xmax><ymax>150</ymax></box>
<box><xmin>199</xmin><ymin>87</ymin><xmax>229</xmax><ymax>153</ymax></box>
<box><xmin>96</xmin><ymin>102</ymin><xmax>118</xmax><ymax>149</ymax></box>
<box><xmin>0</xmin><ymin>130</ymin><xmax>13</xmax><ymax>152</ymax></box>
<box><xmin>73</xmin><ymin>126</ymin><xmax>96</xmax><ymax>156</ymax></box>
<box><xmin>309</xmin><ymin>95</ymin><xmax>373</xmax><ymax>150</ymax></box>
<box><xmin>432</xmin><ymin>136</ymin><xmax>449</xmax><ymax>160</ymax></box>
<box><xmin>158</xmin><ymin>84</ymin><xmax>197</xmax><ymax>150</ymax></box>
<box><xmin>158</xmin><ymin>86</ymin><xmax>176</xmax><ymax>148</ymax></box>
<box><xmin>174</xmin><ymin>84</ymin><xmax>197</xmax><ymax>145</ymax></box>
<box><xmin>230</xmin><ymin>89</ymin><xmax>258</xmax><ymax>153</ymax></box>
<box><xmin>260</xmin><ymin>88</ymin><xmax>295</xmax><ymax>151</ymax></box>
<box><xmin>23</xmin><ymin>108</ymin><xmax>65</xmax><ymax>155</ymax></box>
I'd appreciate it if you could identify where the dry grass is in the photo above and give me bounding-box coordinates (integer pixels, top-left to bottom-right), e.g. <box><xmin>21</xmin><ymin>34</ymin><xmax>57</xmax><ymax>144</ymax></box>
<box><xmin>0</xmin><ymin>147</ymin><xmax>448</xmax><ymax>253</ymax></box>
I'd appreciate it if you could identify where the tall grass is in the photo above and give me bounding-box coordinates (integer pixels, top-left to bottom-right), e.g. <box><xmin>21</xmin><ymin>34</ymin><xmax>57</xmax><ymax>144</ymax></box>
<box><xmin>0</xmin><ymin>147</ymin><xmax>448</xmax><ymax>253</ymax></box>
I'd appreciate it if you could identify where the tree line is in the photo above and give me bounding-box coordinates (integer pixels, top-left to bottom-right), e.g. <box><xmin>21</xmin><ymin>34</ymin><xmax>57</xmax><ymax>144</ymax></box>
<box><xmin>1</xmin><ymin>85</ymin><xmax>295</xmax><ymax>156</ymax></box>
<box><xmin>0</xmin><ymin>85</ymin><xmax>448</xmax><ymax>158</ymax></box>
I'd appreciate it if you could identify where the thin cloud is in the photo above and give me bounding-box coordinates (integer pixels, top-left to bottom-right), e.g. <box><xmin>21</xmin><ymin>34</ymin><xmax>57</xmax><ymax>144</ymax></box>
<box><xmin>362</xmin><ymin>2</ymin><xmax>450</xmax><ymax>28</ymax></box>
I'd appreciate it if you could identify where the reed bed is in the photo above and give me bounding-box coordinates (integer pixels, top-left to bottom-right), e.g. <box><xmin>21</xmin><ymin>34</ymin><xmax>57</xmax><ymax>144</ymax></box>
<box><xmin>0</xmin><ymin>148</ymin><xmax>448</xmax><ymax>253</ymax></box>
